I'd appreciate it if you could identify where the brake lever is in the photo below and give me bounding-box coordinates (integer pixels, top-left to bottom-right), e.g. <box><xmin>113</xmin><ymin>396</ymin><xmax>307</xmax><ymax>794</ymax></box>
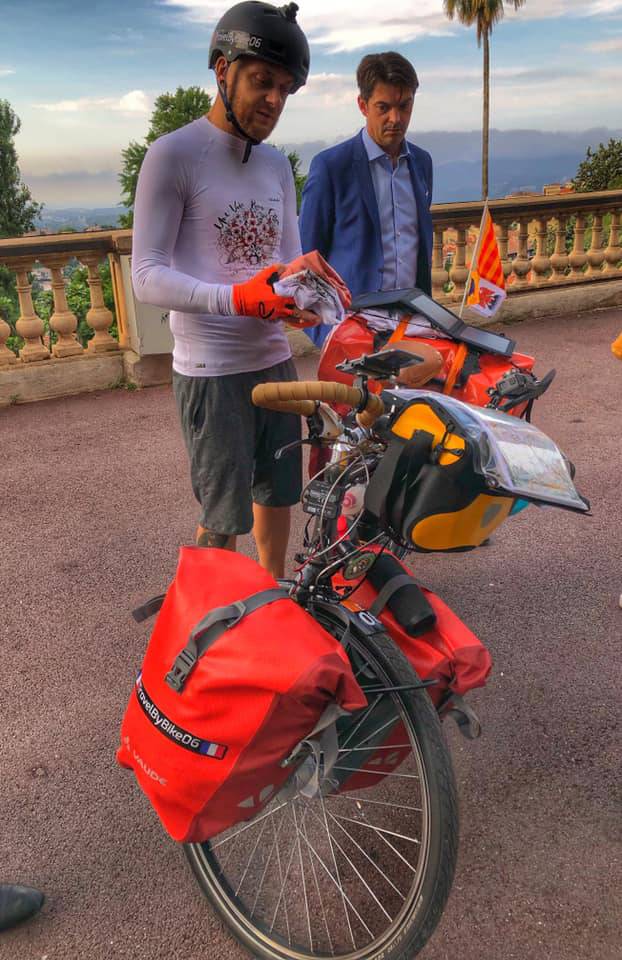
<box><xmin>275</xmin><ymin>439</ymin><xmax>314</xmax><ymax>461</ymax></box>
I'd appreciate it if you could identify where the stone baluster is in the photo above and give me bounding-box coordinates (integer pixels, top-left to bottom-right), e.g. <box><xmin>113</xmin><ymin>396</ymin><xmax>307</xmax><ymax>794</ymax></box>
<box><xmin>82</xmin><ymin>254</ymin><xmax>118</xmax><ymax>353</ymax></box>
<box><xmin>568</xmin><ymin>214</ymin><xmax>588</xmax><ymax>279</ymax></box>
<box><xmin>511</xmin><ymin>221</ymin><xmax>531</xmax><ymax>290</ymax></box>
<box><xmin>449</xmin><ymin>224</ymin><xmax>469</xmax><ymax>303</ymax></box>
<box><xmin>586</xmin><ymin>212</ymin><xmax>606</xmax><ymax>276</ymax></box>
<box><xmin>530</xmin><ymin>217</ymin><xmax>551</xmax><ymax>285</ymax></box>
<box><xmin>431</xmin><ymin>225</ymin><xmax>448</xmax><ymax>299</ymax></box>
<box><xmin>549</xmin><ymin>216</ymin><xmax>569</xmax><ymax>281</ymax></box>
<box><xmin>496</xmin><ymin>221</ymin><xmax>513</xmax><ymax>286</ymax></box>
<box><xmin>603</xmin><ymin>211</ymin><xmax>622</xmax><ymax>274</ymax></box>
<box><xmin>45</xmin><ymin>258</ymin><xmax>84</xmax><ymax>357</ymax></box>
<box><xmin>14</xmin><ymin>262</ymin><xmax>50</xmax><ymax>362</ymax></box>
<box><xmin>0</xmin><ymin>313</ymin><xmax>18</xmax><ymax>366</ymax></box>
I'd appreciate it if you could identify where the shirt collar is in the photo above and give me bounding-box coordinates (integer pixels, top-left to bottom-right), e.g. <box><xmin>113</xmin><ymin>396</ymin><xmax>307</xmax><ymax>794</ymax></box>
<box><xmin>362</xmin><ymin>128</ymin><xmax>408</xmax><ymax>164</ymax></box>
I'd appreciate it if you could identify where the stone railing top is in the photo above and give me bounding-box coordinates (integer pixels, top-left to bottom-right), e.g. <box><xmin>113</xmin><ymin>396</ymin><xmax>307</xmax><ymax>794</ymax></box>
<box><xmin>0</xmin><ymin>228</ymin><xmax>133</xmax><ymax>263</ymax></box>
<box><xmin>1</xmin><ymin>190</ymin><xmax>621</xmax><ymax>263</ymax></box>
<box><xmin>431</xmin><ymin>189</ymin><xmax>622</xmax><ymax>225</ymax></box>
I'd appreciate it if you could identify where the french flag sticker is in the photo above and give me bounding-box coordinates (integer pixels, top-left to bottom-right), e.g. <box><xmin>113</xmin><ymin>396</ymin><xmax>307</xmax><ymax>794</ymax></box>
<box><xmin>200</xmin><ymin>740</ymin><xmax>228</xmax><ymax>759</ymax></box>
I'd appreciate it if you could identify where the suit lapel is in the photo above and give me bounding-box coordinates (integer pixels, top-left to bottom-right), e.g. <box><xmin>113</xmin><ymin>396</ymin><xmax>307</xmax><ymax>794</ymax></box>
<box><xmin>406</xmin><ymin>148</ymin><xmax>431</xmax><ymax>240</ymax></box>
<box><xmin>353</xmin><ymin>132</ymin><xmax>382</xmax><ymax>239</ymax></box>
<box><xmin>407</xmin><ymin>148</ymin><xmax>432</xmax><ymax>291</ymax></box>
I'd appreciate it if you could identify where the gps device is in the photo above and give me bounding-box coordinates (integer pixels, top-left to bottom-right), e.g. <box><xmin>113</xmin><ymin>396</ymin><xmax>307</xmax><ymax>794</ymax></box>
<box><xmin>350</xmin><ymin>288</ymin><xmax>516</xmax><ymax>358</ymax></box>
<box><xmin>337</xmin><ymin>348</ymin><xmax>422</xmax><ymax>379</ymax></box>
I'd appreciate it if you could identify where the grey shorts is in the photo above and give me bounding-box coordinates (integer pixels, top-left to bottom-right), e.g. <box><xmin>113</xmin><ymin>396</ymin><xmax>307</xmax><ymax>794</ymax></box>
<box><xmin>172</xmin><ymin>358</ymin><xmax>302</xmax><ymax>535</ymax></box>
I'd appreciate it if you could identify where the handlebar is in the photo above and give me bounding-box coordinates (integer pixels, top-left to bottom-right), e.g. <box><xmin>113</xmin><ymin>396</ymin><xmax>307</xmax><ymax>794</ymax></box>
<box><xmin>251</xmin><ymin>380</ymin><xmax>385</xmax><ymax>428</ymax></box>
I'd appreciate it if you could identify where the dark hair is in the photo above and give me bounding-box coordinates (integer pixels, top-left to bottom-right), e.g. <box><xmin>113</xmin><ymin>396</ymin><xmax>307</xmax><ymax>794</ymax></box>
<box><xmin>356</xmin><ymin>52</ymin><xmax>418</xmax><ymax>101</ymax></box>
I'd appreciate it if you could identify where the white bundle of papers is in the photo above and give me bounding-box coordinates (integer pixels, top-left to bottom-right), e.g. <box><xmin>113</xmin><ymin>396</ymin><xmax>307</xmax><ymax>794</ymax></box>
<box><xmin>273</xmin><ymin>269</ymin><xmax>346</xmax><ymax>326</ymax></box>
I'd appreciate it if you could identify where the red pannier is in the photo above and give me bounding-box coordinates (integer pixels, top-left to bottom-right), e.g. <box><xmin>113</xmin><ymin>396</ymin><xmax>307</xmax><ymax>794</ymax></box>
<box><xmin>117</xmin><ymin>547</ymin><xmax>366</xmax><ymax>842</ymax></box>
<box><xmin>332</xmin><ymin>549</ymin><xmax>491</xmax><ymax>790</ymax></box>
<box><xmin>319</xmin><ymin>315</ymin><xmax>535</xmax><ymax>408</ymax></box>
<box><xmin>310</xmin><ymin>314</ymin><xmax>535</xmax><ymax>478</ymax></box>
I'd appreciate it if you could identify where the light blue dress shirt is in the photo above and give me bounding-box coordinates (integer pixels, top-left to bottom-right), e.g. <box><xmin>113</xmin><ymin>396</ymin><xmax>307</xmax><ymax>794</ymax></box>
<box><xmin>362</xmin><ymin>127</ymin><xmax>419</xmax><ymax>291</ymax></box>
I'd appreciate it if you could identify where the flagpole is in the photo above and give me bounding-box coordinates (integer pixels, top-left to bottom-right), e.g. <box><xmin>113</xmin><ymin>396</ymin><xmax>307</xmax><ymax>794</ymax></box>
<box><xmin>459</xmin><ymin>199</ymin><xmax>488</xmax><ymax>319</ymax></box>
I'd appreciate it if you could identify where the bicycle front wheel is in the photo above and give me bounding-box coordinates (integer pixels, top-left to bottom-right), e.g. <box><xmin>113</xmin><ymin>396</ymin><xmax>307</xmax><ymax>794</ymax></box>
<box><xmin>185</xmin><ymin>606</ymin><xmax>458</xmax><ymax>960</ymax></box>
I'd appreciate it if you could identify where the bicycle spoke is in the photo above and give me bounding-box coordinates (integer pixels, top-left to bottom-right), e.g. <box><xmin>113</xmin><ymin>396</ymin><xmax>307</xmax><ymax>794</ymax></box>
<box><xmin>250</xmin><ymin>809</ymin><xmax>289</xmax><ymax>918</ymax></box>
<box><xmin>190</xmin><ymin>622</ymin><xmax>455</xmax><ymax>960</ymax></box>
<box><xmin>292</xmin><ymin>803</ymin><xmax>373</xmax><ymax>942</ymax></box>
<box><xmin>339</xmin><ymin>696</ymin><xmax>383</xmax><ymax>749</ymax></box>
<box><xmin>300</xmin><ymin>808</ymin><xmax>334</xmax><ymax>956</ymax></box>
<box><xmin>329</xmin><ymin>794</ymin><xmax>423</xmax><ymax>814</ymax></box>
<box><xmin>304</xmin><ymin>803</ymin><xmax>401</xmax><ymax>915</ymax></box>
<box><xmin>271</xmin><ymin>809</ymin><xmax>292</xmax><ymax>945</ymax></box>
<box><xmin>235</xmin><ymin>814</ymin><xmax>270</xmax><ymax>897</ymax></box>
<box><xmin>292</xmin><ymin>803</ymin><xmax>313</xmax><ymax>951</ymax></box>
<box><xmin>338</xmin><ymin>714</ymin><xmax>403</xmax><ymax>764</ymax></box>
<box><xmin>334</xmin><ymin>765</ymin><xmax>420</xmax><ymax>780</ymax></box>
<box><xmin>211</xmin><ymin>799</ymin><xmax>292</xmax><ymax>850</ymax></box>
<box><xmin>270</xmin><ymin>806</ymin><xmax>309</xmax><ymax>934</ymax></box>
<box><xmin>320</xmin><ymin>790</ymin><xmax>358</xmax><ymax>949</ymax></box>
<box><xmin>325</xmin><ymin>809</ymin><xmax>406</xmax><ymax>901</ymax></box>
<box><xmin>333</xmin><ymin>813</ymin><xmax>419</xmax><ymax>877</ymax></box>
<box><xmin>331</xmin><ymin>812</ymin><xmax>422</xmax><ymax>845</ymax></box>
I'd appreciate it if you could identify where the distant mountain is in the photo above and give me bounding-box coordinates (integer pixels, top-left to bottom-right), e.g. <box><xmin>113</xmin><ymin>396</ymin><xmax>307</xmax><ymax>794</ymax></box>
<box><xmin>36</xmin><ymin>206</ymin><xmax>128</xmax><ymax>232</ymax></box>
<box><xmin>31</xmin><ymin>128</ymin><xmax>622</xmax><ymax>218</ymax></box>
<box><xmin>282</xmin><ymin>127</ymin><xmax>622</xmax><ymax>203</ymax></box>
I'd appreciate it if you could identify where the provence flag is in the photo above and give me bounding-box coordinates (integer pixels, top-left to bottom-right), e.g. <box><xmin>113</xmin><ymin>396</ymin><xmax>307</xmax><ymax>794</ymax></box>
<box><xmin>466</xmin><ymin>206</ymin><xmax>506</xmax><ymax>318</ymax></box>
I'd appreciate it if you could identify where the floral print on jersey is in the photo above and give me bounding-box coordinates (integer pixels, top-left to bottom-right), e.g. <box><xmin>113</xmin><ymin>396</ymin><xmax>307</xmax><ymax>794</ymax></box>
<box><xmin>215</xmin><ymin>200</ymin><xmax>281</xmax><ymax>268</ymax></box>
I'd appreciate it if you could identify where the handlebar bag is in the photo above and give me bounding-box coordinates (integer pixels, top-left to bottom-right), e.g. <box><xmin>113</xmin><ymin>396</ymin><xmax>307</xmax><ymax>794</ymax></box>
<box><xmin>117</xmin><ymin>547</ymin><xmax>366</xmax><ymax>842</ymax></box>
<box><xmin>364</xmin><ymin>393</ymin><xmax>516</xmax><ymax>551</ymax></box>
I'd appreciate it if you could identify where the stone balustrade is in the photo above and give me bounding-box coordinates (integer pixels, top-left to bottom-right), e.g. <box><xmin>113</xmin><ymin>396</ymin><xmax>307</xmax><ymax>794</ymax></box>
<box><xmin>430</xmin><ymin>190</ymin><xmax>622</xmax><ymax>303</ymax></box>
<box><xmin>1</xmin><ymin>191</ymin><xmax>621</xmax><ymax>406</ymax></box>
<box><xmin>0</xmin><ymin>232</ymin><xmax>127</xmax><ymax>367</ymax></box>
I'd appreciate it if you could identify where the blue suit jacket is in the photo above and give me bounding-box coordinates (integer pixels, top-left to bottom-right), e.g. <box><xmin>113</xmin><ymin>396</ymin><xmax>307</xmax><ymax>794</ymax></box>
<box><xmin>299</xmin><ymin>130</ymin><xmax>434</xmax><ymax>345</ymax></box>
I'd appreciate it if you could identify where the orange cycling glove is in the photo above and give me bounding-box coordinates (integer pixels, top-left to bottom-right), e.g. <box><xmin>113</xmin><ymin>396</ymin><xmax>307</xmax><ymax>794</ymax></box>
<box><xmin>232</xmin><ymin>264</ymin><xmax>296</xmax><ymax>322</ymax></box>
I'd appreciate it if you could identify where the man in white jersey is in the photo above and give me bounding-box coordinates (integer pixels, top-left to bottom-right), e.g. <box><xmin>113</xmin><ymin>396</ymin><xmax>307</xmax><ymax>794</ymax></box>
<box><xmin>132</xmin><ymin>2</ymin><xmax>316</xmax><ymax>577</ymax></box>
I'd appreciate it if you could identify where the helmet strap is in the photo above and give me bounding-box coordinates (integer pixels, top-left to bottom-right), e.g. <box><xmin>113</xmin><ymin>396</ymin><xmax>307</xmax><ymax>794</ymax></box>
<box><xmin>219</xmin><ymin>63</ymin><xmax>260</xmax><ymax>164</ymax></box>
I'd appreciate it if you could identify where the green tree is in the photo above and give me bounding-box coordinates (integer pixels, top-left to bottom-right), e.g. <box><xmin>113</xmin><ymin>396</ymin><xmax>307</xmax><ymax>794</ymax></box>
<box><xmin>573</xmin><ymin>138</ymin><xmax>622</xmax><ymax>192</ymax></box>
<box><xmin>287</xmin><ymin>150</ymin><xmax>307</xmax><ymax>211</ymax></box>
<box><xmin>443</xmin><ymin>1</ymin><xmax>526</xmax><ymax>200</ymax></box>
<box><xmin>273</xmin><ymin>148</ymin><xmax>306</xmax><ymax>211</ymax></box>
<box><xmin>0</xmin><ymin>100</ymin><xmax>43</xmax><ymax>352</ymax></box>
<box><xmin>119</xmin><ymin>86</ymin><xmax>213</xmax><ymax>226</ymax></box>
<box><xmin>0</xmin><ymin>99</ymin><xmax>43</xmax><ymax>238</ymax></box>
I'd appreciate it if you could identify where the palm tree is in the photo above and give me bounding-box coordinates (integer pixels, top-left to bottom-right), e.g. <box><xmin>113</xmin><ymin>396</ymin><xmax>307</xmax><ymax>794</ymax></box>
<box><xmin>444</xmin><ymin>1</ymin><xmax>526</xmax><ymax>199</ymax></box>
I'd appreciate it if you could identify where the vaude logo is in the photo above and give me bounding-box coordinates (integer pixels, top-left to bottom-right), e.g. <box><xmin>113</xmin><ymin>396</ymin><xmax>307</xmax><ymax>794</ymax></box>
<box><xmin>131</xmin><ymin>746</ymin><xmax>167</xmax><ymax>787</ymax></box>
<box><xmin>136</xmin><ymin>683</ymin><xmax>200</xmax><ymax>751</ymax></box>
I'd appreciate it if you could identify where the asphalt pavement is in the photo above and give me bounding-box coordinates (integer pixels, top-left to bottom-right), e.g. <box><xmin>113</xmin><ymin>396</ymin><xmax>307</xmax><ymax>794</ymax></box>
<box><xmin>1</xmin><ymin>306</ymin><xmax>621</xmax><ymax>960</ymax></box>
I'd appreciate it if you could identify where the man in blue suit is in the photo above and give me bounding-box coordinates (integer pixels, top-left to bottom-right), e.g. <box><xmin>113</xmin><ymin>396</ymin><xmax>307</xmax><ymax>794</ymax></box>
<box><xmin>299</xmin><ymin>52</ymin><xmax>433</xmax><ymax>346</ymax></box>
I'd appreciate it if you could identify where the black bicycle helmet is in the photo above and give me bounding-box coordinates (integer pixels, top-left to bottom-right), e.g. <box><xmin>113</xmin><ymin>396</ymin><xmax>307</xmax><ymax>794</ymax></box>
<box><xmin>209</xmin><ymin>2</ymin><xmax>310</xmax><ymax>93</ymax></box>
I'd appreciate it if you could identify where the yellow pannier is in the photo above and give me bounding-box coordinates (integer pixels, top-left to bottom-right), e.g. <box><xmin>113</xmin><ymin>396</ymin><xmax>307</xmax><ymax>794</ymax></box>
<box><xmin>363</xmin><ymin>391</ymin><xmax>588</xmax><ymax>553</ymax></box>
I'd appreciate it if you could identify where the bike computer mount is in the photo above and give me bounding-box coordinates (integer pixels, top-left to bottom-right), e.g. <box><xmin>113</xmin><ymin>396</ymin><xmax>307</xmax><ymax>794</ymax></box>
<box><xmin>337</xmin><ymin>348</ymin><xmax>422</xmax><ymax>382</ymax></box>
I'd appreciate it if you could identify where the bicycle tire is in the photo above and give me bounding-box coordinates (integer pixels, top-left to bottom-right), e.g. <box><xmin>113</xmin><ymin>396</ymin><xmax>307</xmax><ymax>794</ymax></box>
<box><xmin>184</xmin><ymin>604</ymin><xmax>458</xmax><ymax>960</ymax></box>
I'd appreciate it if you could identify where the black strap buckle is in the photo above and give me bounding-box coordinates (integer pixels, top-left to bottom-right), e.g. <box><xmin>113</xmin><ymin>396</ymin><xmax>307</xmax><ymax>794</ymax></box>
<box><xmin>165</xmin><ymin>647</ymin><xmax>198</xmax><ymax>693</ymax></box>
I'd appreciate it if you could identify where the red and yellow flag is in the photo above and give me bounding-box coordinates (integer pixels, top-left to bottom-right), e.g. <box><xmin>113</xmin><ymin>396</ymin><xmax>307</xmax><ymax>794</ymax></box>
<box><xmin>466</xmin><ymin>207</ymin><xmax>506</xmax><ymax>318</ymax></box>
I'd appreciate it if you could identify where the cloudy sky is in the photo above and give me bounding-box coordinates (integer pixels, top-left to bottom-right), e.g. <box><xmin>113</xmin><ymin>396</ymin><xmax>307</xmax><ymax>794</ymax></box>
<box><xmin>1</xmin><ymin>0</ymin><xmax>621</xmax><ymax>205</ymax></box>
